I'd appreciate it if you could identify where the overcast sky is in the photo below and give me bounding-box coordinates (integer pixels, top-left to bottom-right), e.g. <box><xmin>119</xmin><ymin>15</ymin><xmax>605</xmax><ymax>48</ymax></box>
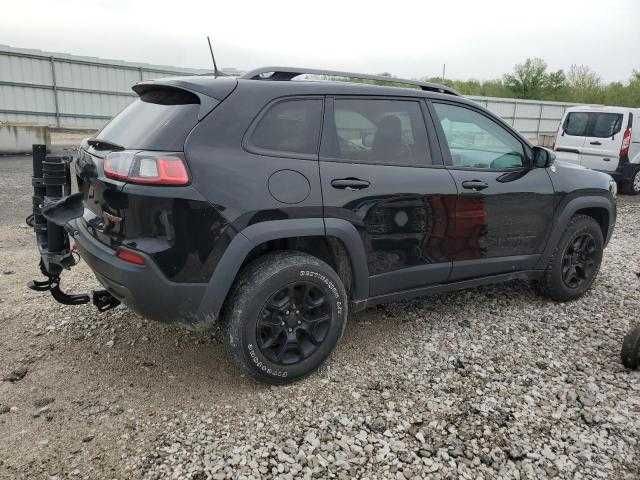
<box><xmin>2</xmin><ymin>0</ymin><xmax>639</xmax><ymax>82</ymax></box>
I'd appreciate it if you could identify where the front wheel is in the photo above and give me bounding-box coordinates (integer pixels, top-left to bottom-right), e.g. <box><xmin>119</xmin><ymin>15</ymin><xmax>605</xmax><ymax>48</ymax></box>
<box><xmin>538</xmin><ymin>215</ymin><xmax>604</xmax><ymax>302</ymax></box>
<box><xmin>222</xmin><ymin>251</ymin><xmax>348</xmax><ymax>384</ymax></box>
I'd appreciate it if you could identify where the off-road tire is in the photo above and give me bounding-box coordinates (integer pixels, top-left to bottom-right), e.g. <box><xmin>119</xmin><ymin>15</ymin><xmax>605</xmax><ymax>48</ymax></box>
<box><xmin>620</xmin><ymin>168</ymin><xmax>640</xmax><ymax>195</ymax></box>
<box><xmin>222</xmin><ymin>251</ymin><xmax>348</xmax><ymax>384</ymax></box>
<box><xmin>621</xmin><ymin>325</ymin><xmax>640</xmax><ymax>370</ymax></box>
<box><xmin>538</xmin><ymin>215</ymin><xmax>604</xmax><ymax>301</ymax></box>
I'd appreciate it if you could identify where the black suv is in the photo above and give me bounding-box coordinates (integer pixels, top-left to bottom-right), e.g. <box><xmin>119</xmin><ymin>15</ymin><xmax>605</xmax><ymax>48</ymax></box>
<box><xmin>30</xmin><ymin>67</ymin><xmax>617</xmax><ymax>384</ymax></box>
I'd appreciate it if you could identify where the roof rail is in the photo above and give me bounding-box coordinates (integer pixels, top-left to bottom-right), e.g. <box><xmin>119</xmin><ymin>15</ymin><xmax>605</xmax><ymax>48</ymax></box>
<box><xmin>241</xmin><ymin>66</ymin><xmax>459</xmax><ymax>96</ymax></box>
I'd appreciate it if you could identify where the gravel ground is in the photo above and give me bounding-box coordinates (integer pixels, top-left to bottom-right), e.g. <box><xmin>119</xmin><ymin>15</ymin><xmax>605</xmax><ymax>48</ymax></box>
<box><xmin>1</xmin><ymin>154</ymin><xmax>639</xmax><ymax>480</ymax></box>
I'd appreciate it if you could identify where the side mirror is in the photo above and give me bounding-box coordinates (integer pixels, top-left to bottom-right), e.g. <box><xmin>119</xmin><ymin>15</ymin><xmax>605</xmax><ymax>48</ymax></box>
<box><xmin>533</xmin><ymin>146</ymin><xmax>556</xmax><ymax>168</ymax></box>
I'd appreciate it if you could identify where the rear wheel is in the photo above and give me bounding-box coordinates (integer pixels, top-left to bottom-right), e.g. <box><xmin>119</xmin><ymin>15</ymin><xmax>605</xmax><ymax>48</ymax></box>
<box><xmin>538</xmin><ymin>215</ymin><xmax>603</xmax><ymax>301</ymax></box>
<box><xmin>222</xmin><ymin>251</ymin><xmax>348</xmax><ymax>384</ymax></box>
<box><xmin>621</xmin><ymin>167</ymin><xmax>640</xmax><ymax>195</ymax></box>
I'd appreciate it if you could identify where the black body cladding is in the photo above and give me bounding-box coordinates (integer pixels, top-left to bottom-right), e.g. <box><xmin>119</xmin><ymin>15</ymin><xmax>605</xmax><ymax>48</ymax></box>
<box><xmin>69</xmin><ymin>70</ymin><xmax>616</xmax><ymax>328</ymax></box>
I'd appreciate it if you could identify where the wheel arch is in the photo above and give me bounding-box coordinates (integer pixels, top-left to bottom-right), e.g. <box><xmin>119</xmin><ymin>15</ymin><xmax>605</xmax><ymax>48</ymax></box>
<box><xmin>537</xmin><ymin>195</ymin><xmax>616</xmax><ymax>269</ymax></box>
<box><xmin>196</xmin><ymin>218</ymin><xmax>369</xmax><ymax>325</ymax></box>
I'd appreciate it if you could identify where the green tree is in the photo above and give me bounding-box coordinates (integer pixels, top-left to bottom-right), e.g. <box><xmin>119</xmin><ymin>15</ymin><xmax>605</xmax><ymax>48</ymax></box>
<box><xmin>567</xmin><ymin>64</ymin><xmax>602</xmax><ymax>103</ymax></box>
<box><xmin>504</xmin><ymin>58</ymin><xmax>549</xmax><ymax>99</ymax></box>
<box><xmin>544</xmin><ymin>69</ymin><xmax>567</xmax><ymax>99</ymax></box>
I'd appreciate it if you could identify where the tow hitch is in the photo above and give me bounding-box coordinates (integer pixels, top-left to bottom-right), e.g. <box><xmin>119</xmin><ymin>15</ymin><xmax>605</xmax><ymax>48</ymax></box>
<box><xmin>27</xmin><ymin>144</ymin><xmax>120</xmax><ymax>312</ymax></box>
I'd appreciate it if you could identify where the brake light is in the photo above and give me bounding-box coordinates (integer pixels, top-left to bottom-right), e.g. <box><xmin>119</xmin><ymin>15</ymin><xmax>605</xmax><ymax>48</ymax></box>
<box><xmin>104</xmin><ymin>151</ymin><xmax>189</xmax><ymax>186</ymax></box>
<box><xmin>620</xmin><ymin>127</ymin><xmax>632</xmax><ymax>158</ymax></box>
<box><xmin>116</xmin><ymin>247</ymin><xmax>146</xmax><ymax>265</ymax></box>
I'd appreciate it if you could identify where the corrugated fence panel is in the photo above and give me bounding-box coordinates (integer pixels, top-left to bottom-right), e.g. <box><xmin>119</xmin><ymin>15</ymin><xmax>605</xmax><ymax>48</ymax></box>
<box><xmin>470</xmin><ymin>96</ymin><xmax>581</xmax><ymax>139</ymax></box>
<box><xmin>0</xmin><ymin>84</ymin><xmax>56</xmax><ymax>112</ymax></box>
<box><xmin>0</xmin><ymin>45</ymin><xmax>210</xmax><ymax>129</ymax></box>
<box><xmin>0</xmin><ymin>54</ymin><xmax>52</xmax><ymax>84</ymax></box>
<box><xmin>0</xmin><ymin>112</ymin><xmax>53</xmax><ymax>125</ymax></box>
<box><xmin>140</xmin><ymin>70</ymin><xmax>182</xmax><ymax>82</ymax></box>
<box><xmin>483</xmin><ymin>101</ymin><xmax>517</xmax><ymax>120</ymax></box>
<box><xmin>54</xmin><ymin>61</ymin><xmax>141</xmax><ymax>92</ymax></box>
<box><xmin>57</xmin><ymin>90</ymin><xmax>132</xmax><ymax>116</ymax></box>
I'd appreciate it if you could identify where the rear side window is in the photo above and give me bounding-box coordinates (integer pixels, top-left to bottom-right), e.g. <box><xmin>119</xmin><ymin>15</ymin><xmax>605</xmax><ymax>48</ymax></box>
<box><xmin>322</xmin><ymin>98</ymin><xmax>431</xmax><ymax>166</ymax></box>
<box><xmin>563</xmin><ymin>112</ymin><xmax>590</xmax><ymax>136</ymax></box>
<box><xmin>590</xmin><ymin>113</ymin><xmax>623</xmax><ymax>138</ymax></box>
<box><xmin>97</xmin><ymin>87</ymin><xmax>206</xmax><ymax>151</ymax></box>
<box><xmin>248</xmin><ymin>98</ymin><xmax>323</xmax><ymax>157</ymax></box>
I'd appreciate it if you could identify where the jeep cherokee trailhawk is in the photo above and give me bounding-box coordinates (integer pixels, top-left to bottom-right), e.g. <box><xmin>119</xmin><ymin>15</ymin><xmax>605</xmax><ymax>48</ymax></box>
<box><xmin>29</xmin><ymin>67</ymin><xmax>617</xmax><ymax>384</ymax></box>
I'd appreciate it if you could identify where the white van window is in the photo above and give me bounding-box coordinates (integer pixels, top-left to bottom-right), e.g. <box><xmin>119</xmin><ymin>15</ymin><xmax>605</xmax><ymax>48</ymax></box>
<box><xmin>563</xmin><ymin>112</ymin><xmax>589</xmax><ymax>136</ymax></box>
<box><xmin>563</xmin><ymin>111</ymin><xmax>624</xmax><ymax>138</ymax></box>
<box><xmin>591</xmin><ymin>113</ymin><xmax>623</xmax><ymax>138</ymax></box>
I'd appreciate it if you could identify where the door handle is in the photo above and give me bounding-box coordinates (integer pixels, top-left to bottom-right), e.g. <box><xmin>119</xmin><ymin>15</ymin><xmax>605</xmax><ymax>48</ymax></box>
<box><xmin>331</xmin><ymin>178</ymin><xmax>370</xmax><ymax>190</ymax></box>
<box><xmin>461</xmin><ymin>180</ymin><xmax>489</xmax><ymax>191</ymax></box>
<box><xmin>590</xmin><ymin>141</ymin><xmax>602</xmax><ymax>146</ymax></box>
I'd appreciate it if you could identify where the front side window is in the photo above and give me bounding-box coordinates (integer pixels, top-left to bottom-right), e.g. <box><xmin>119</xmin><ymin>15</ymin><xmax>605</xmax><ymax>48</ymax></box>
<box><xmin>249</xmin><ymin>98</ymin><xmax>323</xmax><ymax>156</ymax></box>
<box><xmin>563</xmin><ymin>112</ymin><xmax>590</xmax><ymax>136</ymax></box>
<box><xmin>323</xmin><ymin>98</ymin><xmax>431</xmax><ymax>166</ymax></box>
<box><xmin>432</xmin><ymin>102</ymin><xmax>525</xmax><ymax>170</ymax></box>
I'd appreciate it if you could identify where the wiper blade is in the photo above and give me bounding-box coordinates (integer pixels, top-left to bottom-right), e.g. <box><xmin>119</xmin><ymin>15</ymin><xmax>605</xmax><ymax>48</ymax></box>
<box><xmin>86</xmin><ymin>138</ymin><xmax>125</xmax><ymax>151</ymax></box>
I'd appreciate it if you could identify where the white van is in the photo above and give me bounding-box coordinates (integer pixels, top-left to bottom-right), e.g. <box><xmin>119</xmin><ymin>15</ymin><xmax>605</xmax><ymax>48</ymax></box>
<box><xmin>554</xmin><ymin>105</ymin><xmax>640</xmax><ymax>194</ymax></box>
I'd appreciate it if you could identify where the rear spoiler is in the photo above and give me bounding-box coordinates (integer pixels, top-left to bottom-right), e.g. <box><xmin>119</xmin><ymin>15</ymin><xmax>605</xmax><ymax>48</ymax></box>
<box><xmin>131</xmin><ymin>82</ymin><xmax>218</xmax><ymax>121</ymax></box>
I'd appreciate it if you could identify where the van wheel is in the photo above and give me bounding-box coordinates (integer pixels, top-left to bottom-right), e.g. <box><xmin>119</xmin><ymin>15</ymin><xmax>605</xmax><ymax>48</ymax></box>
<box><xmin>621</xmin><ymin>168</ymin><xmax>640</xmax><ymax>195</ymax></box>
<box><xmin>538</xmin><ymin>215</ymin><xmax>603</xmax><ymax>301</ymax></box>
<box><xmin>222</xmin><ymin>251</ymin><xmax>348</xmax><ymax>384</ymax></box>
<box><xmin>621</xmin><ymin>325</ymin><xmax>640</xmax><ymax>370</ymax></box>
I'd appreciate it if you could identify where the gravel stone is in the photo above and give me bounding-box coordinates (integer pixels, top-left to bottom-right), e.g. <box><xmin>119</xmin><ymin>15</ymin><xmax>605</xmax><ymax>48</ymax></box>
<box><xmin>33</xmin><ymin>397</ymin><xmax>55</xmax><ymax>408</ymax></box>
<box><xmin>3</xmin><ymin>365</ymin><xmax>28</xmax><ymax>382</ymax></box>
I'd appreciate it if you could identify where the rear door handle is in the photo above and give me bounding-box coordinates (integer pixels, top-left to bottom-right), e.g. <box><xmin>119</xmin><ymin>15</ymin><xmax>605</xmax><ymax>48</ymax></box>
<box><xmin>590</xmin><ymin>141</ymin><xmax>602</xmax><ymax>146</ymax></box>
<box><xmin>331</xmin><ymin>178</ymin><xmax>370</xmax><ymax>190</ymax></box>
<box><xmin>461</xmin><ymin>180</ymin><xmax>489</xmax><ymax>191</ymax></box>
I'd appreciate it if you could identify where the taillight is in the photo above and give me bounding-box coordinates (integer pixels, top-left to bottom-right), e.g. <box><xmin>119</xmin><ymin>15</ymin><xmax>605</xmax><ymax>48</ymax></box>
<box><xmin>116</xmin><ymin>247</ymin><xmax>146</xmax><ymax>265</ymax></box>
<box><xmin>620</xmin><ymin>128</ymin><xmax>632</xmax><ymax>158</ymax></box>
<box><xmin>104</xmin><ymin>151</ymin><xmax>189</xmax><ymax>186</ymax></box>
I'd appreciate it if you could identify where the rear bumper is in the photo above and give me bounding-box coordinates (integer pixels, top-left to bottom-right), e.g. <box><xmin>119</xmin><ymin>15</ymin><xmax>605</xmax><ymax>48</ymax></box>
<box><xmin>70</xmin><ymin>219</ymin><xmax>208</xmax><ymax>327</ymax></box>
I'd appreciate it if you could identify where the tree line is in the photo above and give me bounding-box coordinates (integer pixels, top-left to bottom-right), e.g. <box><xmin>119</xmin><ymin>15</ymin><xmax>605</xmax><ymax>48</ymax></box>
<box><xmin>424</xmin><ymin>58</ymin><xmax>640</xmax><ymax>106</ymax></box>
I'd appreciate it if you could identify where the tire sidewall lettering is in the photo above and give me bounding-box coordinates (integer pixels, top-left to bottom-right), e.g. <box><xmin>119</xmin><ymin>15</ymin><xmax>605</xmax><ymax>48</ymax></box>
<box><xmin>248</xmin><ymin>343</ymin><xmax>288</xmax><ymax>378</ymax></box>
<box><xmin>299</xmin><ymin>270</ymin><xmax>343</xmax><ymax>316</ymax></box>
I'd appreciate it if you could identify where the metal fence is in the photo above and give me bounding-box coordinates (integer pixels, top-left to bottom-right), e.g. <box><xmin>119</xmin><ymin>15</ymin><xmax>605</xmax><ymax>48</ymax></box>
<box><xmin>1</xmin><ymin>45</ymin><xmax>582</xmax><ymax>143</ymax></box>
<box><xmin>468</xmin><ymin>96</ymin><xmax>582</xmax><ymax>145</ymax></box>
<box><xmin>0</xmin><ymin>45</ymin><xmax>210</xmax><ymax>130</ymax></box>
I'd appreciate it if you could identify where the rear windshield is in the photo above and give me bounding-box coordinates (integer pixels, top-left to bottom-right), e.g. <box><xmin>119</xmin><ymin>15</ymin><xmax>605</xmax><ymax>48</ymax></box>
<box><xmin>96</xmin><ymin>87</ymin><xmax>208</xmax><ymax>151</ymax></box>
<box><xmin>563</xmin><ymin>111</ymin><xmax>623</xmax><ymax>138</ymax></box>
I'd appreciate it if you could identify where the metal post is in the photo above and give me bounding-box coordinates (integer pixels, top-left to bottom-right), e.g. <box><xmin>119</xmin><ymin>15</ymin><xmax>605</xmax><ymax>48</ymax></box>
<box><xmin>138</xmin><ymin>67</ymin><xmax>143</xmax><ymax>81</ymax></box>
<box><xmin>49</xmin><ymin>56</ymin><xmax>60</xmax><ymax>128</ymax></box>
<box><xmin>536</xmin><ymin>104</ymin><xmax>543</xmax><ymax>144</ymax></box>
<box><xmin>512</xmin><ymin>102</ymin><xmax>518</xmax><ymax>127</ymax></box>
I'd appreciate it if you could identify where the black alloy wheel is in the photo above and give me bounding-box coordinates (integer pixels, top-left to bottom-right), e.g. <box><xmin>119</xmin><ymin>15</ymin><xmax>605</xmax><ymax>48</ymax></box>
<box><xmin>561</xmin><ymin>232</ymin><xmax>598</xmax><ymax>289</ymax></box>
<box><xmin>257</xmin><ymin>282</ymin><xmax>332</xmax><ymax>365</ymax></box>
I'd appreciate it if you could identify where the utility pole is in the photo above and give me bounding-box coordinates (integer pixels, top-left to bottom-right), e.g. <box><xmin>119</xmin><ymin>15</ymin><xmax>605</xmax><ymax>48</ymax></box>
<box><xmin>442</xmin><ymin>64</ymin><xmax>446</xmax><ymax>83</ymax></box>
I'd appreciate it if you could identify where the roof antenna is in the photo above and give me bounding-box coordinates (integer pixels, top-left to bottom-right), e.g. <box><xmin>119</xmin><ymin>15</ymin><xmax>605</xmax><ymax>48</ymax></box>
<box><xmin>207</xmin><ymin>36</ymin><xmax>220</xmax><ymax>77</ymax></box>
